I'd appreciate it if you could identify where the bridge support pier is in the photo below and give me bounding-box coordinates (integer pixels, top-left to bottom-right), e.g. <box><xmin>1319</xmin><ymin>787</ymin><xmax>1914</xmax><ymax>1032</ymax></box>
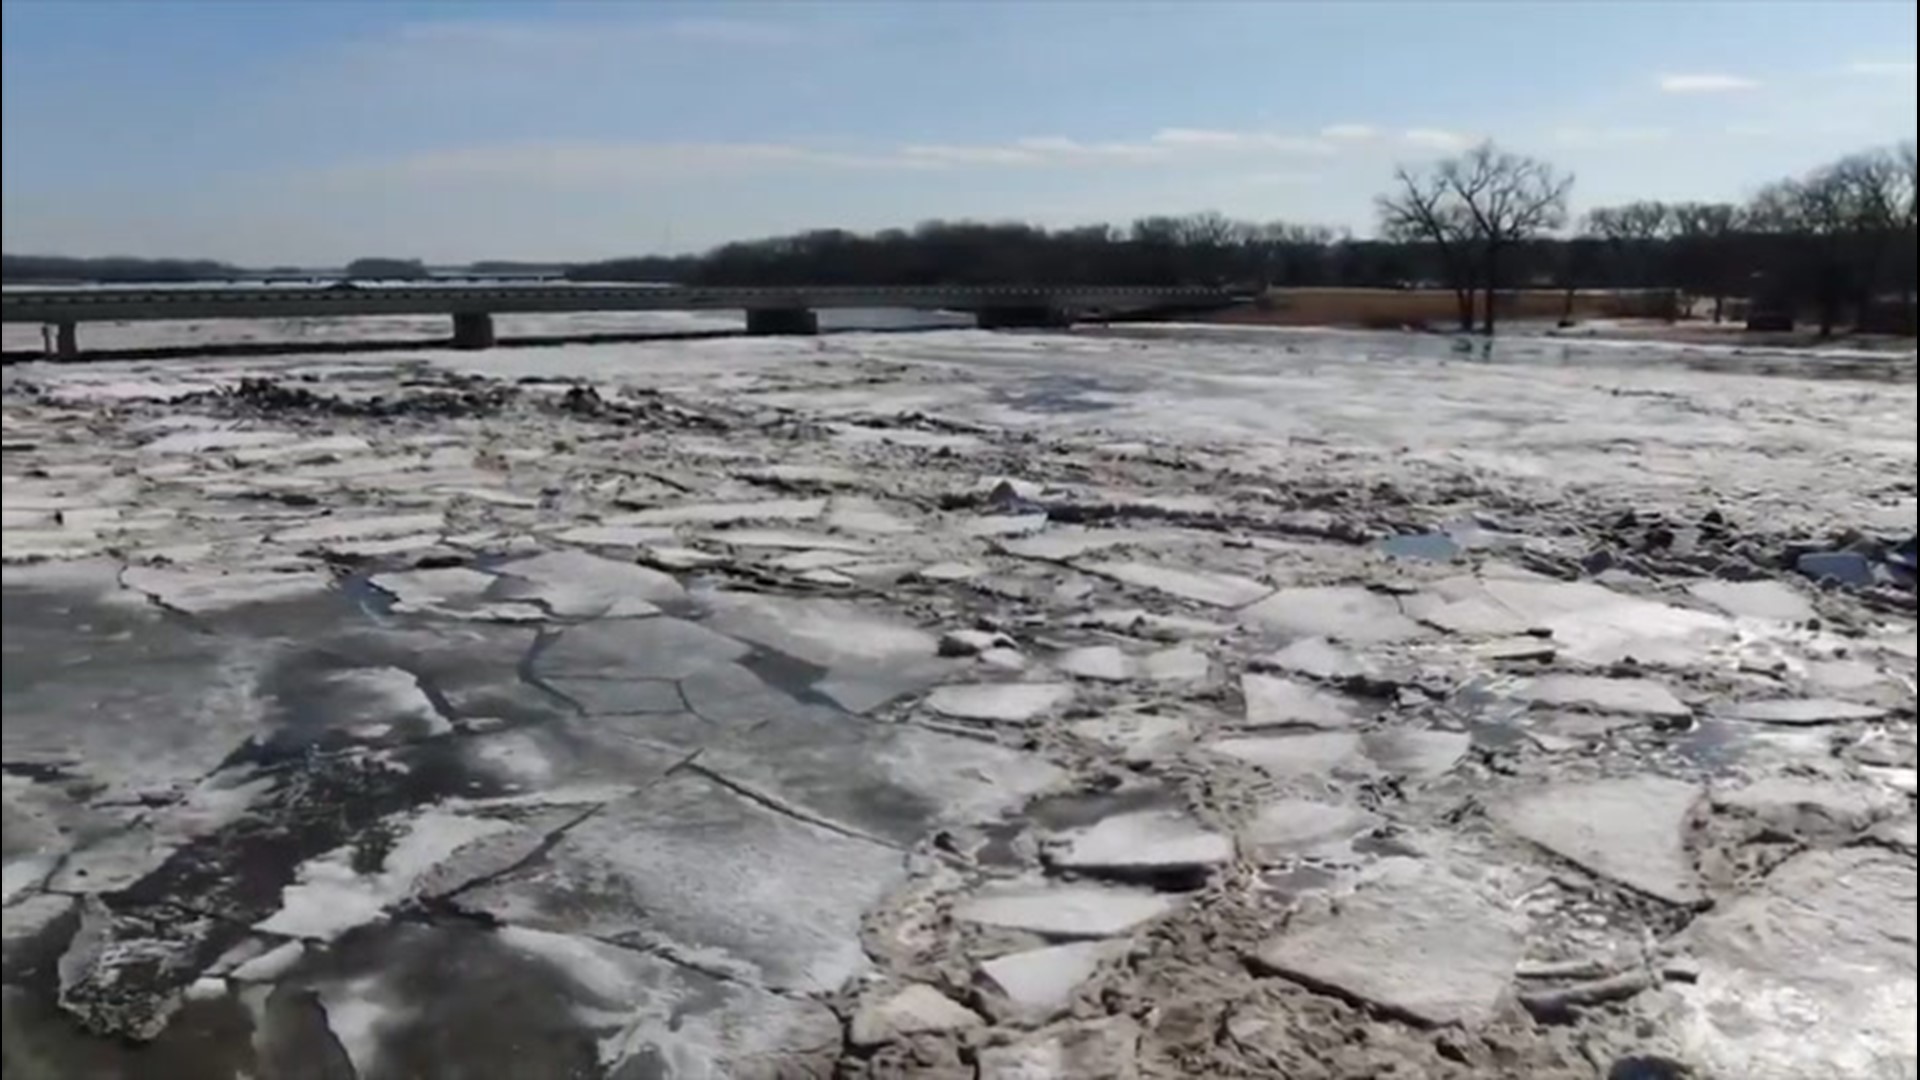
<box><xmin>51</xmin><ymin>321</ymin><xmax>79</xmax><ymax>358</ymax></box>
<box><xmin>451</xmin><ymin>312</ymin><xmax>496</xmax><ymax>350</ymax></box>
<box><xmin>976</xmin><ymin>306</ymin><xmax>1072</xmax><ymax>330</ymax></box>
<box><xmin>745</xmin><ymin>307</ymin><xmax>819</xmax><ymax>335</ymax></box>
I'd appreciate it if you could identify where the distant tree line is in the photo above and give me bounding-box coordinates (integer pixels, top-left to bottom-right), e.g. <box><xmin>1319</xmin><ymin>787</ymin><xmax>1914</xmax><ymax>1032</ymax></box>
<box><xmin>342</xmin><ymin>257</ymin><xmax>430</xmax><ymax>280</ymax></box>
<box><xmin>569</xmin><ymin>140</ymin><xmax>1914</xmax><ymax>337</ymax></box>
<box><xmin>1</xmin><ymin>254</ymin><xmax>242</xmax><ymax>284</ymax></box>
<box><xmin>7</xmin><ymin>140</ymin><xmax>1912</xmax><ymax>336</ymax></box>
<box><xmin>1579</xmin><ymin>143</ymin><xmax>1917</xmax><ymax>336</ymax></box>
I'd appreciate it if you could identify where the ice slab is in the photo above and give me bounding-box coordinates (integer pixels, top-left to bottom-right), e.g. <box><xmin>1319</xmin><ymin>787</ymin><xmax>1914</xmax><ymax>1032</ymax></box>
<box><xmin>850</xmin><ymin>984</ymin><xmax>983</xmax><ymax>1047</ymax></box>
<box><xmin>978</xmin><ymin>941</ymin><xmax>1115</xmax><ymax>1016</ymax></box>
<box><xmin>1056</xmin><ymin>645</ymin><xmax>1132</xmax><ymax>682</ymax></box>
<box><xmin>457</xmin><ymin>774</ymin><xmax>904</xmax><ymax>992</ymax></box>
<box><xmin>120</xmin><ymin>566</ymin><xmax>333</xmax><ymax>614</ymax></box>
<box><xmin>1672</xmin><ymin>849</ymin><xmax>1915</xmax><ymax>1080</ymax></box>
<box><xmin>1510</xmin><ymin>675</ymin><xmax>1689</xmax><ymax>719</ymax></box>
<box><xmin>1241</xmin><ymin>673</ymin><xmax>1363</xmax><ymax>730</ymax></box>
<box><xmin>1048</xmin><ymin>809</ymin><xmax>1233</xmax><ymax>879</ymax></box>
<box><xmin>925</xmin><ymin>682</ymin><xmax>1075</xmax><ymax>723</ymax></box>
<box><xmin>1252</xmin><ymin>858</ymin><xmax>1525</xmax><ymax>1027</ymax></box>
<box><xmin>955</xmin><ymin>883</ymin><xmax>1180</xmax><ymax>940</ymax></box>
<box><xmin>1082</xmin><ymin>560</ymin><xmax>1272</xmax><ymax>608</ymax></box>
<box><xmin>1208</xmin><ymin>733</ymin><xmax>1363</xmax><ymax>777</ymax></box>
<box><xmin>496</xmin><ymin>547</ymin><xmax>684</xmax><ymax>606</ymax></box>
<box><xmin>1713</xmin><ymin>698</ymin><xmax>1890</xmax><ymax>726</ymax></box>
<box><xmin>1495</xmin><ymin>777</ymin><xmax>1704</xmax><ymax>905</ymax></box>
<box><xmin>613</xmin><ymin>499</ymin><xmax>826</xmax><ymax>526</ymax></box>
<box><xmin>1242</xmin><ymin>586</ymin><xmax>1426</xmax><ymax>643</ymax></box>
<box><xmin>1243</xmin><ymin>799</ymin><xmax>1380</xmax><ymax>860</ymax></box>
<box><xmin>1687</xmin><ymin>579</ymin><xmax>1817</xmax><ymax>623</ymax></box>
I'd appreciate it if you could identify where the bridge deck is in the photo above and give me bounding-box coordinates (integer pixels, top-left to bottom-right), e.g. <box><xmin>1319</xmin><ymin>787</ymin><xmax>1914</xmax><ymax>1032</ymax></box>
<box><xmin>1</xmin><ymin>284</ymin><xmax>1238</xmax><ymax>324</ymax></box>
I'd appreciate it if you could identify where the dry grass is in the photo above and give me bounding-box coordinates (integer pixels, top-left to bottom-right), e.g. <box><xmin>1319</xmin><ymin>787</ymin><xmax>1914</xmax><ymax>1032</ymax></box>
<box><xmin>1207</xmin><ymin>288</ymin><xmax>1679</xmax><ymax>329</ymax></box>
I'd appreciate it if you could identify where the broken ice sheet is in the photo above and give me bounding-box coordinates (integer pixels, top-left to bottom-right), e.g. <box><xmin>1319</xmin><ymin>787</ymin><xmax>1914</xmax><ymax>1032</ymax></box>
<box><xmin>454</xmin><ymin>773</ymin><xmax>904</xmax><ymax>992</ymax></box>
<box><xmin>1251</xmin><ymin>857</ymin><xmax>1525</xmax><ymax>1027</ymax></box>
<box><xmin>1046</xmin><ymin>809</ymin><xmax>1232</xmax><ymax>880</ymax></box>
<box><xmin>925</xmin><ymin>682</ymin><xmax>1075</xmax><ymax>723</ymax></box>
<box><xmin>1056</xmin><ymin>645</ymin><xmax>1132</xmax><ymax>682</ymax></box>
<box><xmin>255</xmin><ymin>809</ymin><xmax>519</xmax><ymax>941</ymax></box>
<box><xmin>1081</xmin><ymin>560</ymin><xmax>1272</xmax><ymax>608</ymax></box>
<box><xmin>367</xmin><ymin>566</ymin><xmax>494</xmax><ymax>611</ymax></box>
<box><xmin>978</xmin><ymin>941</ymin><xmax>1116</xmax><ymax>1016</ymax></box>
<box><xmin>955</xmin><ymin>882</ymin><xmax>1181</xmax><ymax>940</ymax></box>
<box><xmin>1494</xmin><ymin>776</ymin><xmax>1703</xmax><ymax>905</ymax></box>
<box><xmin>1243</xmin><ymin>585</ymin><xmax>1428</xmax><ymax>643</ymax></box>
<box><xmin>612</xmin><ymin>498</ymin><xmax>826</xmax><ymax>526</ymax></box>
<box><xmin>1240</xmin><ymin>673</ymin><xmax>1364</xmax><ymax>729</ymax></box>
<box><xmin>495</xmin><ymin>547</ymin><xmax>683</xmax><ymax>607</ymax></box>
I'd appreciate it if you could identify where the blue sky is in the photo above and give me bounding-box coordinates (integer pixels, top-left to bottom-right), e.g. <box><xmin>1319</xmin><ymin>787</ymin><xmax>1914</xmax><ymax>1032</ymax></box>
<box><xmin>3</xmin><ymin>0</ymin><xmax>1914</xmax><ymax>264</ymax></box>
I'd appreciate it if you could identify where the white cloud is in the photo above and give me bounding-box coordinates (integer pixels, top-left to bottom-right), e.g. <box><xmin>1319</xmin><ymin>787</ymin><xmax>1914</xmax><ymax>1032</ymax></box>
<box><xmin>900</xmin><ymin>143</ymin><xmax>1044</xmax><ymax>167</ymax></box>
<box><xmin>320</xmin><ymin>140</ymin><xmax>911</xmax><ymax>188</ymax></box>
<box><xmin>1232</xmin><ymin>170</ymin><xmax>1322</xmax><ymax>187</ymax></box>
<box><xmin>1846</xmin><ymin>59</ymin><xmax>1919</xmax><ymax>77</ymax></box>
<box><xmin>1149</xmin><ymin>129</ymin><xmax>1335</xmax><ymax>154</ymax></box>
<box><xmin>1401</xmin><ymin>128</ymin><xmax>1474</xmax><ymax>151</ymax></box>
<box><xmin>1014</xmin><ymin>137</ymin><xmax>1170</xmax><ymax>163</ymax></box>
<box><xmin>1320</xmin><ymin>123</ymin><xmax>1378</xmax><ymax>141</ymax></box>
<box><xmin>311</xmin><ymin>124</ymin><xmax>1348</xmax><ymax>190</ymax></box>
<box><xmin>387</xmin><ymin>14</ymin><xmax>808</xmax><ymax>53</ymax></box>
<box><xmin>1552</xmin><ymin>126</ymin><xmax>1672</xmax><ymax>147</ymax></box>
<box><xmin>1658</xmin><ymin>73</ymin><xmax>1759</xmax><ymax>94</ymax></box>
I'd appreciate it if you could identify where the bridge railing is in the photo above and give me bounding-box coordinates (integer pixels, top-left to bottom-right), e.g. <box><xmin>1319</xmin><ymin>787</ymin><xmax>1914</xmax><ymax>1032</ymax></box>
<box><xmin>1</xmin><ymin>284</ymin><xmax>1239</xmax><ymax>324</ymax></box>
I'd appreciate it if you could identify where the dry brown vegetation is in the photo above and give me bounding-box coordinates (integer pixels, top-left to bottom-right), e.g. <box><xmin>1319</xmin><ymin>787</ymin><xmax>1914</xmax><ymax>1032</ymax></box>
<box><xmin>1205</xmin><ymin>287</ymin><xmax>1678</xmax><ymax>330</ymax></box>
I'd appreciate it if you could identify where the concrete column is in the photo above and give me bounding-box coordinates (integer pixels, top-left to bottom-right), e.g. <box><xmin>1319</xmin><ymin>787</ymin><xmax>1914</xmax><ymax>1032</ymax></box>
<box><xmin>745</xmin><ymin>308</ymin><xmax>819</xmax><ymax>335</ymax></box>
<box><xmin>976</xmin><ymin>306</ymin><xmax>1071</xmax><ymax>330</ymax></box>
<box><xmin>54</xmin><ymin>321</ymin><xmax>79</xmax><ymax>358</ymax></box>
<box><xmin>451</xmin><ymin>312</ymin><xmax>496</xmax><ymax>350</ymax></box>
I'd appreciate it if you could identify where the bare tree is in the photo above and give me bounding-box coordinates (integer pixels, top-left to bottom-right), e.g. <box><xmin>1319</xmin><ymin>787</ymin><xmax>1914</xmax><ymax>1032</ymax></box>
<box><xmin>1376</xmin><ymin>165</ymin><xmax>1481</xmax><ymax>330</ymax></box>
<box><xmin>1585</xmin><ymin>201</ymin><xmax>1670</xmax><ymax>244</ymax></box>
<box><xmin>1749</xmin><ymin>146</ymin><xmax>1912</xmax><ymax>335</ymax></box>
<box><xmin>1585</xmin><ymin>200</ymin><xmax>1670</xmax><ymax>294</ymax></box>
<box><xmin>1441</xmin><ymin>143</ymin><xmax>1574</xmax><ymax>333</ymax></box>
<box><xmin>1666</xmin><ymin>202</ymin><xmax>1743</xmax><ymax>322</ymax></box>
<box><xmin>1894</xmin><ymin>141</ymin><xmax>1918</xmax><ymax>325</ymax></box>
<box><xmin>1377</xmin><ymin>142</ymin><xmax>1572</xmax><ymax>333</ymax></box>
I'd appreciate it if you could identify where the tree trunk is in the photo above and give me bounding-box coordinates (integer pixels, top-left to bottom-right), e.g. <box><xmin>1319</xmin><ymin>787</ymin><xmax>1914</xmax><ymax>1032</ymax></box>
<box><xmin>1481</xmin><ymin>245</ymin><xmax>1500</xmax><ymax>336</ymax></box>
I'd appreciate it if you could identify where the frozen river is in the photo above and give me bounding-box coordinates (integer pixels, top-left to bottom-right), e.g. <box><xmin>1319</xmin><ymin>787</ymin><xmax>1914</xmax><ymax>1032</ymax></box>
<box><xmin>3</xmin><ymin>326</ymin><xmax>1915</xmax><ymax>1079</ymax></box>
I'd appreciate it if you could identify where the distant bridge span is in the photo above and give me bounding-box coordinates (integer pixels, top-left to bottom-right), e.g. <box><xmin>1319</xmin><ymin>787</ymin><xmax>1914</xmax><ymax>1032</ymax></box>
<box><xmin>1</xmin><ymin>283</ymin><xmax>1246</xmax><ymax>355</ymax></box>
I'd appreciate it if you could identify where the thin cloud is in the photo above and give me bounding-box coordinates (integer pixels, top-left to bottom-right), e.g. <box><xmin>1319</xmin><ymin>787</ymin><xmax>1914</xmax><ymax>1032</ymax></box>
<box><xmin>1320</xmin><ymin>123</ymin><xmax>1378</xmax><ymax>141</ymax></box>
<box><xmin>319</xmin><ymin>140</ymin><xmax>911</xmax><ymax>188</ymax></box>
<box><xmin>1150</xmin><ymin>129</ymin><xmax>1334</xmax><ymax>154</ymax></box>
<box><xmin>389</xmin><ymin>14</ymin><xmax>808</xmax><ymax>51</ymax></box>
<box><xmin>1014</xmin><ymin>137</ymin><xmax>1171</xmax><ymax>163</ymax></box>
<box><xmin>1401</xmin><ymin>128</ymin><xmax>1473</xmax><ymax>151</ymax></box>
<box><xmin>1658</xmin><ymin>73</ymin><xmax>1759</xmax><ymax>94</ymax></box>
<box><xmin>663</xmin><ymin>17</ymin><xmax>811</xmax><ymax>47</ymax></box>
<box><xmin>1552</xmin><ymin>126</ymin><xmax>1672</xmax><ymax>147</ymax></box>
<box><xmin>1846</xmin><ymin>59</ymin><xmax>1918</xmax><ymax>77</ymax></box>
<box><xmin>1234</xmin><ymin>170</ymin><xmax>1321</xmax><ymax>187</ymax></box>
<box><xmin>313</xmin><ymin>124</ymin><xmax>1348</xmax><ymax>188</ymax></box>
<box><xmin>900</xmin><ymin>144</ymin><xmax>1044</xmax><ymax>167</ymax></box>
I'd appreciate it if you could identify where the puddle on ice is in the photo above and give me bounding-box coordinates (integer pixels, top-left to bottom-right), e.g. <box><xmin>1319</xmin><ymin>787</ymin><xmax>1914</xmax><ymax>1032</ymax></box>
<box><xmin>1377</xmin><ymin>532</ymin><xmax>1461</xmax><ymax>562</ymax></box>
<box><xmin>991</xmin><ymin>373</ymin><xmax>1126</xmax><ymax>414</ymax></box>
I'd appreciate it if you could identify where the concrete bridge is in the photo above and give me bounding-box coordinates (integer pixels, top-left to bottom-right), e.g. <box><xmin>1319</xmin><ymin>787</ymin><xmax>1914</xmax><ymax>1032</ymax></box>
<box><xmin>1</xmin><ymin>284</ymin><xmax>1244</xmax><ymax>355</ymax></box>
